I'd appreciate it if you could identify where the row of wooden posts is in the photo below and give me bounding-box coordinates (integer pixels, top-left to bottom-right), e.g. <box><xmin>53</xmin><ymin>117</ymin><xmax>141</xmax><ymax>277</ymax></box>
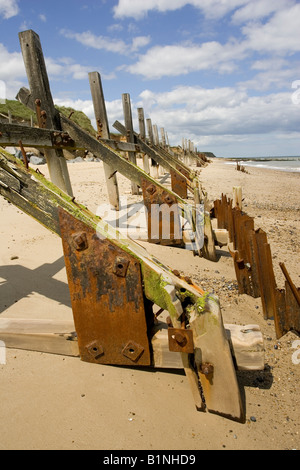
<box><xmin>16</xmin><ymin>31</ymin><xmax>207</xmax><ymax>211</ymax></box>
<box><xmin>0</xmin><ymin>29</ymin><xmax>217</xmax><ymax>260</ymax></box>
<box><xmin>5</xmin><ymin>30</ymin><xmax>298</xmax><ymax>342</ymax></box>
<box><xmin>213</xmin><ymin>192</ymin><xmax>300</xmax><ymax>339</ymax></box>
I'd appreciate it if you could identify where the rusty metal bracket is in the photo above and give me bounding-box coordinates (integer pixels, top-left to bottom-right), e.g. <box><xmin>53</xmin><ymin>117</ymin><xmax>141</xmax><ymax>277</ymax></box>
<box><xmin>168</xmin><ymin>327</ymin><xmax>194</xmax><ymax>353</ymax></box>
<box><xmin>59</xmin><ymin>208</ymin><xmax>152</xmax><ymax>367</ymax></box>
<box><xmin>170</xmin><ymin>166</ymin><xmax>188</xmax><ymax>199</ymax></box>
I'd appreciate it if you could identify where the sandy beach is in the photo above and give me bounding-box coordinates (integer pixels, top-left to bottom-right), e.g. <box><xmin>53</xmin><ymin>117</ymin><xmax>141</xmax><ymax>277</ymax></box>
<box><xmin>0</xmin><ymin>155</ymin><xmax>299</xmax><ymax>450</ymax></box>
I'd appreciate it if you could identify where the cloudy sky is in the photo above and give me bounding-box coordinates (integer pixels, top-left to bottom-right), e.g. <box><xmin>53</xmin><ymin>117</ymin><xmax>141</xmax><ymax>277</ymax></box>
<box><xmin>0</xmin><ymin>0</ymin><xmax>299</xmax><ymax>157</ymax></box>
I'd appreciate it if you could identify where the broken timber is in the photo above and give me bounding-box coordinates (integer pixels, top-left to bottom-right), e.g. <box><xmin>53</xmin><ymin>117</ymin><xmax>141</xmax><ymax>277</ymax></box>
<box><xmin>0</xmin><ymin>147</ymin><xmax>264</xmax><ymax>422</ymax></box>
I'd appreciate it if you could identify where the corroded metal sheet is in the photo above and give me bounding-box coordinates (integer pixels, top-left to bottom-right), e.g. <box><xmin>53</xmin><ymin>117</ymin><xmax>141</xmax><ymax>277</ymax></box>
<box><xmin>170</xmin><ymin>167</ymin><xmax>188</xmax><ymax>199</ymax></box>
<box><xmin>58</xmin><ymin>208</ymin><xmax>151</xmax><ymax>366</ymax></box>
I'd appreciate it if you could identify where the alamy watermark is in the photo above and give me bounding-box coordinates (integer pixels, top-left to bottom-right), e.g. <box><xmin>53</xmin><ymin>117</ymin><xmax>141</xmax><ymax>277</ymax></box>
<box><xmin>0</xmin><ymin>341</ymin><xmax>6</xmax><ymax>365</ymax></box>
<box><xmin>291</xmin><ymin>80</ymin><xmax>300</xmax><ymax>105</ymax></box>
<box><xmin>95</xmin><ymin>197</ymin><xmax>204</xmax><ymax>251</ymax></box>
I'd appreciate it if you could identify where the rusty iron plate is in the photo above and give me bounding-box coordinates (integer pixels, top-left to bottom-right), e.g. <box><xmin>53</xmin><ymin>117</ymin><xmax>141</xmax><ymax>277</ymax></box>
<box><xmin>170</xmin><ymin>168</ymin><xmax>188</xmax><ymax>199</ymax></box>
<box><xmin>58</xmin><ymin>208</ymin><xmax>152</xmax><ymax>366</ymax></box>
<box><xmin>168</xmin><ymin>328</ymin><xmax>194</xmax><ymax>354</ymax></box>
<box><xmin>141</xmin><ymin>178</ymin><xmax>184</xmax><ymax>247</ymax></box>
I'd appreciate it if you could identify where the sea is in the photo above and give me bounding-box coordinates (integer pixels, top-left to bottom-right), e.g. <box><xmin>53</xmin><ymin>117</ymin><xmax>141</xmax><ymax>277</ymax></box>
<box><xmin>223</xmin><ymin>156</ymin><xmax>300</xmax><ymax>173</ymax></box>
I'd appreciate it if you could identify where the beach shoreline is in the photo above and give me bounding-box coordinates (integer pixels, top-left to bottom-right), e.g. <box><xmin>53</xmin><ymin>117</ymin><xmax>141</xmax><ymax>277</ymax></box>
<box><xmin>0</xmin><ymin>156</ymin><xmax>299</xmax><ymax>450</ymax></box>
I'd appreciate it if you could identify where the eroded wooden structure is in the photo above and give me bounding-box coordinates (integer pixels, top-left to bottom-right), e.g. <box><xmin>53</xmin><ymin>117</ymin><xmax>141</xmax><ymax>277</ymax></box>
<box><xmin>0</xmin><ymin>30</ymin><xmax>266</xmax><ymax>423</ymax></box>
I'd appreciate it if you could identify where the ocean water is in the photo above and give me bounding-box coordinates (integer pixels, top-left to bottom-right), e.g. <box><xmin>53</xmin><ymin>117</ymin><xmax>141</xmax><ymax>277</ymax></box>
<box><xmin>224</xmin><ymin>157</ymin><xmax>300</xmax><ymax>173</ymax></box>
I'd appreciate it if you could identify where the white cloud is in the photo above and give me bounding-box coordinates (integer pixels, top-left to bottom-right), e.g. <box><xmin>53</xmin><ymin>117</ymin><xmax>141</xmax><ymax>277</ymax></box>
<box><xmin>0</xmin><ymin>43</ymin><xmax>25</xmax><ymax>81</ymax></box>
<box><xmin>126</xmin><ymin>40</ymin><xmax>246</xmax><ymax>78</ymax></box>
<box><xmin>242</xmin><ymin>3</ymin><xmax>300</xmax><ymax>54</ymax></box>
<box><xmin>124</xmin><ymin>2</ymin><xmax>300</xmax><ymax>80</ymax></box>
<box><xmin>39</xmin><ymin>14</ymin><xmax>47</xmax><ymax>22</ymax></box>
<box><xmin>232</xmin><ymin>0</ymin><xmax>294</xmax><ymax>24</ymax></box>
<box><xmin>60</xmin><ymin>29</ymin><xmax>151</xmax><ymax>55</ymax></box>
<box><xmin>136</xmin><ymin>86</ymin><xmax>299</xmax><ymax>150</ymax></box>
<box><xmin>113</xmin><ymin>0</ymin><xmax>249</xmax><ymax>20</ymax></box>
<box><xmin>0</xmin><ymin>0</ymin><xmax>19</xmax><ymax>19</ymax></box>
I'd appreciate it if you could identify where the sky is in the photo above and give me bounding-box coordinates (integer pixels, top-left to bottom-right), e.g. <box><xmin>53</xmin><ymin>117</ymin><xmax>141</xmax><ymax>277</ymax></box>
<box><xmin>0</xmin><ymin>0</ymin><xmax>299</xmax><ymax>157</ymax></box>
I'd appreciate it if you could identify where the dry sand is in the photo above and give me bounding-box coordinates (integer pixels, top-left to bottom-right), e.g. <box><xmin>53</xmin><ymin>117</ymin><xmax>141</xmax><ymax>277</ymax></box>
<box><xmin>0</xmin><ymin>156</ymin><xmax>299</xmax><ymax>450</ymax></box>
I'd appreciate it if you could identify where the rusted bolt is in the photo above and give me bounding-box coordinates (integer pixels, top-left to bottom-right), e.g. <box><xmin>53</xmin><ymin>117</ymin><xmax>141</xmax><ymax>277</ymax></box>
<box><xmin>85</xmin><ymin>340</ymin><xmax>104</xmax><ymax>360</ymax></box>
<box><xmin>35</xmin><ymin>99</ymin><xmax>41</xmax><ymax>106</ymax></box>
<box><xmin>199</xmin><ymin>363</ymin><xmax>214</xmax><ymax>376</ymax></box>
<box><xmin>72</xmin><ymin>231</ymin><xmax>88</xmax><ymax>251</ymax></box>
<box><xmin>164</xmin><ymin>195</ymin><xmax>174</xmax><ymax>205</ymax></box>
<box><xmin>113</xmin><ymin>256</ymin><xmax>130</xmax><ymax>277</ymax></box>
<box><xmin>40</xmin><ymin>110</ymin><xmax>47</xmax><ymax>118</ymax></box>
<box><xmin>172</xmin><ymin>269</ymin><xmax>181</xmax><ymax>277</ymax></box>
<box><xmin>146</xmin><ymin>184</ymin><xmax>157</xmax><ymax>196</ymax></box>
<box><xmin>174</xmin><ymin>332</ymin><xmax>187</xmax><ymax>346</ymax></box>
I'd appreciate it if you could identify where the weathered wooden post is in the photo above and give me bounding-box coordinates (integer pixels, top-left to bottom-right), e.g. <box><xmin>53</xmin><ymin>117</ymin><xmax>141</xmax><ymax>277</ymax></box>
<box><xmin>122</xmin><ymin>93</ymin><xmax>139</xmax><ymax>195</ymax></box>
<box><xmin>18</xmin><ymin>30</ymin><xmax>73</xmax><ymax>196</ymax></box>
<box><xmin>137</xmin><ymin>108</ymin><xmax>150</xmax><ymax>175</ymax></box>
<box><xmin>89</xmin><ymin>72</ymin><xmax>120</xmax><ymax>210</ymax></box>
<box><xmin>146</xmin><ymin>118</ymin><xmax>159</xmax><ymax>179</ymax></box>
<box><xmin>233</xmin><ymin>186</ymin><xmax>242</xmax><ymax>209</ymax></box>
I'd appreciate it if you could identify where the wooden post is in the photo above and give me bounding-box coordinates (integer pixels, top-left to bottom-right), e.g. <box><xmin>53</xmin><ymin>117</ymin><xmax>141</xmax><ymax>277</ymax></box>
<box><xmin>89</xmin><ymin>72</ymin><xmax>120</xmax><ymax>210</ymax></box>
<box><xmin>153</xmin><ymin>124</ymin><xmax>160</xmax><ymax>146</ymax></box>
<box><xmin>252</xmin><ymin>229</ymin><xmax>277</xmax><ymax>320</ymax></box>
<box><xmin>146</xmin><ymin>118</ymin><xmax>159</xmax><ymax>179</ymax></box>
<box><xmin>137</xmin><ymin>108</ymin><xmax>150</xmax><ymax>174</ymax></box>
<box><xmin>122</xmin><ymin>93</ymin><xmax>139</xmax><ymax>195</ymax></box>
<box><xmin>18</xmin><ymin>30</ymin><xmax>73</xmax><ymax>196</ymax></box>
<box><xmin>233</xmin><ymin>186</ymin><xmax>242</xmax><ymax>209</ymax></box>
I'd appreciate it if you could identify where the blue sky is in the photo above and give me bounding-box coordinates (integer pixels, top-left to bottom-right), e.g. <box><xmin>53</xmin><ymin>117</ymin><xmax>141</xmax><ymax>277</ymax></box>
<box><xmin>0</xmin><ymin>0</ymin><xmax>299</xmax><ymax>157</ymax></box>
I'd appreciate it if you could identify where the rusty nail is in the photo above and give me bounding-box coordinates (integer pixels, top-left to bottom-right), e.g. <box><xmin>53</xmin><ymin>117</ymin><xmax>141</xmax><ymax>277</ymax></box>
<box><xmin>199</xmin><ymin>363</ymin><xmax>214</xmax><ymax>376</ymax></box>
<box><xmin>72</xmin><ymin>231</ymin><xmax>88</xmax><ymax>251</ymax></box>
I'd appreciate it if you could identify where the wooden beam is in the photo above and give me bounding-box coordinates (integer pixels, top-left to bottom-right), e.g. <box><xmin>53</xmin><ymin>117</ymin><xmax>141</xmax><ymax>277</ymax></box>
<box><xmin>0</xmin><ymin>317</ymin><xmax>264</xmax><ymax>372</ymax></box>
<box><xmin>18</xmin><ymin>30</ymin><xmax>73</xmax><ymax>196</ymax></box>
<box><xmin>137</xmin><ymin>108</ymin><xmax>150</xmax><ymax>174</ymax></box>
<box><xmin>89</xmin><ymin>71</ymin><xmax>120</xmax><ymax>210</ymax></box>
<box><xmin>152</xmin><ymin>322</ymin><xmax>264</xmax><ymax>371</ymax></box>
<box><xmin>122</xmin><ymin>93</ymin><xmax>139</xmax><ymax>195</ymax></box>
<box><xmin>113</xmin><ymin>120</ymin><xmax>194</xmax><ymax>194</ymax></box>
<box><xmin>0</xmin><ymin>123</ymin><xmax>79</xmax><ymax>150</ymax></box>
<box><xmin>0</xmin><ymin>318</ymin><xmax>79</xmax><ymax>357</ymax></box>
